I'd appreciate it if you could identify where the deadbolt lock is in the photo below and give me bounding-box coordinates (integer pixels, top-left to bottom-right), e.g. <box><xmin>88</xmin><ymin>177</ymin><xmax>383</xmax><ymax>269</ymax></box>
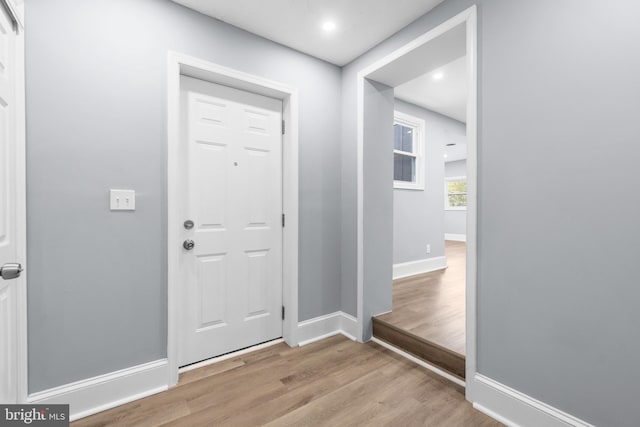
<box><xmin>184</xmin><ymin>220</ymin><xmax>194</xmax><ymax>230</ymax></box>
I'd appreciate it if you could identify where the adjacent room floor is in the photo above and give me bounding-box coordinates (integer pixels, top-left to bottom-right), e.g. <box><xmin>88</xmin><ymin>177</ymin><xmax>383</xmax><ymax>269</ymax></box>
<box><xmin>377</xmin><ymin>241</ymin><xmax>466</xmax><ymax>355</ymax></box>
<box><xmin>72</xmin><ymin>335</ymin><xmax>497</xmax><ymax>427</ymax></box>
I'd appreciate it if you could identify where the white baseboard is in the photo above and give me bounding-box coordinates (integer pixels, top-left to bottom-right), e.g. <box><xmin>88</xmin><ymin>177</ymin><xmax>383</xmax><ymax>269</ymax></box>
<box><xmin>297</xmin><ymin>311</ymin><xmax>359</xmax><ymax>346</ymax></box>
<box><xmin>472</xmin><ymin>374</ymin><xmax>594</xmax><ymax>427</ymax></box>
<box><xmin>339</xmin><ymin>311</ymin><xmax>359</xmax><ymax>341</ymax></box>
<box><xmin>393</xmin><ymin>256</ymin><xmax>447</xmax><ymax>280</ymax></box>
<box><xmin>28</xmin><ymin>359</ymin><xmax>169</xmax><ymax>422</ymax></box>
<box><xmin>24</xmin><ymin>313</ymin><xmax>358</xmax><ymax>422</ymax></box>
<box><xmin>445</xmin><ymin>233</ymin><xmax>467</xmax><ymax>242</ymax></box>
<box><xmin>24</xmin><ymin>310</ymin><xmax>358</xmax><ymax>421</ymax></box>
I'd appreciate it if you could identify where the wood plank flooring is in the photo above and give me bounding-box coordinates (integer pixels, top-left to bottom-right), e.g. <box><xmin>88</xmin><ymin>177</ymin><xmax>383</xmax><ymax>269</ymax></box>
<box><xmin>376</xmin><ymin>241</ymin><xmax>466</xmax><ymax>355</ymax></box>
<box><xmin>72</xmin><ymin>335</ymin><xmax>499</xmax><ymax>427</ymax></box>
<box><xmin>372</xmin><ymin>318</ymin><xmax>465</xmax><ymax>379</ymax></box>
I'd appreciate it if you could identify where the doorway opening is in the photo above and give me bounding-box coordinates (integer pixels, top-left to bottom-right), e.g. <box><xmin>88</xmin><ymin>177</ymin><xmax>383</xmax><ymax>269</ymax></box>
<box><xmin>376</xmin><ymin>68</ymin><xmax>469</xmax><ymax>378</ymax></box>
<box><xmin>355</xmin><ymin>6</ymin><xmax>477</xmax><ymax>392</ymax></box>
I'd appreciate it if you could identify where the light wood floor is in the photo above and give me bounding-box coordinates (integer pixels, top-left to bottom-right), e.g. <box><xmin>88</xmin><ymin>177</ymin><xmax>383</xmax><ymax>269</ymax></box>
<box><xmin>73</xmin><ymin>335</ymin><xmax>499</xmax><ymax>427</ymax></box>
<box><xmin>377</xmin><ymin>241</ymin><xmax>466</xmax><ymax>355</ymax></box>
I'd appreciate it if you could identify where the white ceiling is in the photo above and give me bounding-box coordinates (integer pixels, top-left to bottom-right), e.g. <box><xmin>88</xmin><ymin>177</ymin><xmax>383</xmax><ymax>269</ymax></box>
<box><xmin>365</xmin><ymin>21</ymin><xmax>467</xmax><ymax>158</ymax></box>
<box><xmin>171</xmin><ymin>0</ymin><xmax>445</xmax><ymax>66</ymax></box>
<box><xmin>366</xmin><ymin>23</ymin><xmax>465</xmax><ymax>88</ymax></box>
<box><xmin>395</xmin><ymin>55</ymin><xmax>468</xmax><ymax>123</ymax></box>
<box><xmin>396</xmin><ymin>56</ymin><xmax>468</xmax><ymax>162</ymax></box>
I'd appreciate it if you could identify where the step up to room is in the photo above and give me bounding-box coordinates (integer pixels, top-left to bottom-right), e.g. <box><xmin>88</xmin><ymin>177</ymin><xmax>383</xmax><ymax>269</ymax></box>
<box><xmin>372</xmin><ymin>317</ymin><xmax>465</xmax><ymax>380</ymax></box>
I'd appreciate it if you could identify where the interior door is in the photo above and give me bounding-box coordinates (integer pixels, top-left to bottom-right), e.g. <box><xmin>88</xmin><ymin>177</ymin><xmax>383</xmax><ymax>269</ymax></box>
<box><xmin>0</xmin><ymin>4</ymin><xmax>21</xmax><ymax>404</ymax></box>
<box><xmin>178</xmin><ymin>76</ymin><xmax>283</xmax><ymax>366</ymax></box>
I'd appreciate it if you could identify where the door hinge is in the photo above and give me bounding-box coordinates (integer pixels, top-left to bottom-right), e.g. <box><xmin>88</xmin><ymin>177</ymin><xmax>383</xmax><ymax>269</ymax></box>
<box><xmin>282</xmin><ymin>213</ymin><xmax>285</xmax><ymax>227</ymax></box>
<box><xmin>282</xmin><ymin>306</ymin><xmax>285</xmax><ymax>320</ymax></box>
<box><xmin>282</xmin><ymin>120</ymin><xmax>285</xmax><ymax>135</ymax></box>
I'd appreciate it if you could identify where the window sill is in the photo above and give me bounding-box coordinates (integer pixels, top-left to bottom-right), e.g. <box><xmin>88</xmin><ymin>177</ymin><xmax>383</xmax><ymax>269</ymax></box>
<box><xmin>445</xmin><ymin>207</ymin><xmax>467</xmax><ymax>211</ymax></box>
<box><xmin>394</xmin><ymin>182</ymin><xmax>424</xmax><ymax>191</ymax></box>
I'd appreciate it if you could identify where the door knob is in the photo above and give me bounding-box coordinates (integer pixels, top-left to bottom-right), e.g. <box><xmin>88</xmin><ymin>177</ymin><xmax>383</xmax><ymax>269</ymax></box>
<box><xmin>0</xmin><ymin>263</ymin><xmax>23</xmax><ymax>280</ymax></box>
<box><xmin>183</xmin><ymin>240</ymin><xmax>195</xmax><ymax>251</ymax></box>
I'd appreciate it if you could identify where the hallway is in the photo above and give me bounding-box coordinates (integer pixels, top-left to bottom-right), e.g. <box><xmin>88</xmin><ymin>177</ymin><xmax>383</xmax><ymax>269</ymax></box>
<box><xmin>377</xmin><ymin>241</ymin><xmax>466</xmax><ymax>355</ymax></box>
<box><xmin>72</xmin><ymin>335</ymin><xmax>498</xmax><ymax>427</ymax></box>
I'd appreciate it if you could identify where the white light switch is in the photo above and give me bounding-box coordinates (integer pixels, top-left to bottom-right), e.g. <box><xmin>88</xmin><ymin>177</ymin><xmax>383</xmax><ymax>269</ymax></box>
<box><xmin>110</xmin><ymin>189</ymin><xmax>135</xmax><ymax>211</ymax></box>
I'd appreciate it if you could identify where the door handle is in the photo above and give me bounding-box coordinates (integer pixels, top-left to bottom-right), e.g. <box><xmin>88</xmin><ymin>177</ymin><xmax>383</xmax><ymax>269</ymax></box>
<box><xmin>0</xmin><ymin>263</ymin><xmax>23</xmax><ymax>280</ymax></box>
<box><xmin>183</xmin><ymin>240</ymin><xmax>195</xmax><ymax>251</ymax></box>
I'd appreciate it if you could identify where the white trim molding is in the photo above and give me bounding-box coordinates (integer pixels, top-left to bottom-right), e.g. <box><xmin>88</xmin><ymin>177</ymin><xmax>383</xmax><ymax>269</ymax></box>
<box><xmin>2</xmin><ymin>0</ymin><xmax>24</xmax><ymax>27</ymax></box>
<box><xmin>445</xmin><ymin>233</ymin><xmax>467</xmax><ymax>242</ymax></box>
<box><xmin>393</xmin><ymin>256</ymin><xmax>447</xmax><ymax>280</ymax></box>
<box><xmin>167</xmin><ymin>52</ymin><xmax>300</xmax><ymax>387</ymax></box>
<box><xmin>472</xmin><ymin>374</ymin><xmax>595</xmax><ymax>427</ymax></box>
<box><xmin>297</xmin><ymin>312</ymin><xmax>359</xmax><ymax>346</ymax></box>
<box><xmin>339</xmin><ymin>311</ymin><xmax>359</xmax><ymax>341</ymax></box>
<box><xmin>355</xmin><ymin>9</ymin><xmax>478</xmax><ymax>399</ymax></box>
<box><xmin>28</xmin><ymin>360</ymin><xmax>169</xmax><ymax>422</ymax></box>
<box><xmin>5</xmin><ymin>4</ymin><xmax>29</xmax><ymax>405</ymax></box>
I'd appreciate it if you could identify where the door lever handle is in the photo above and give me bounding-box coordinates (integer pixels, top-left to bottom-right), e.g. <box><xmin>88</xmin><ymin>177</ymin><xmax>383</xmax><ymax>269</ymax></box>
<box><xmin>0</xmin><ymin>263</ymin><xmax>23</xmax><ymax>280</ymax></box>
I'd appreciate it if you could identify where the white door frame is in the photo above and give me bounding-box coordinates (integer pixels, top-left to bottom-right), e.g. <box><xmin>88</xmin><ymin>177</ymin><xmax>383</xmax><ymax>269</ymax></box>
<box><xmin>166</xmin><ymin>52</ymin><xmax>299</xmax><ymax>386</ymax></box>
<box><xmin>1</xmin><ymin>0</ymin><xmax>28</xmax><ymax>403</ymax></box>
<box><xmin>355</xmin><ymin>6</ymin><xmax>478</xmax><ymax>398</ymax></box>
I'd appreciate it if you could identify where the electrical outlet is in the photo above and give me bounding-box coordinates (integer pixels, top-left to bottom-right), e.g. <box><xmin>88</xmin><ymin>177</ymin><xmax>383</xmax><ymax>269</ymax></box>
<box><xmin>427</xmin><ymin>244</ymin><xmax>431</xmax><ymax>254</ymax></box>
<box><xmin>110</xmin><ymin>189</ymin><xmax>136</xmax><ymax>211</ymax></box>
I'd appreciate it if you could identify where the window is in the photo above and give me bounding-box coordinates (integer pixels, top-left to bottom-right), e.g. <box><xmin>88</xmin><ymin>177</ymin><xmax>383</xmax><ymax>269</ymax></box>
<box><xmin>445</xmin><ymin>176</ymin><xmax>467</xmax><ymax>210</ymax></box>
<box><xmin>394</xmin><ymin>111</ymin><xmax>425</xmax><ymax>190</ymax></box>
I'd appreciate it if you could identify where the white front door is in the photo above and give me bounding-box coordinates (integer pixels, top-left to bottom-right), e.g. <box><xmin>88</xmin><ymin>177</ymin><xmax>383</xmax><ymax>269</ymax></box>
<box><xmin>0</xmin><ymin>4</ymin><xmax>21</xmax><ymax>404</ymax></box>
<box><xmin>178</xmin><ymin>76</ymin><xmax>283</xmax><ymax>366</ymax></box>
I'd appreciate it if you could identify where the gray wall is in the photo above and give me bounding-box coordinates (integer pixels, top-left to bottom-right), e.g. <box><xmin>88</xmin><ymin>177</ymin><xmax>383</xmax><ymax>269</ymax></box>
<box><xmin>342</xmin><ymin>0</ymin><xmax>640</xmax><ymax>425</ymax></box>
<box><xmin>26</xmin><ymin>0</ymin><xmax>342</xmax><ymax>393</ymax></box>
<box><xmin>393</xmin><ymin>100</ymin><xmax>449</xmax><ymax>265</ymax></box>
<box><xmin>363</xmin><ymin>80</ymin><xmax>394</xmax><ymax>340</ymax></box>
<box><xmin>444</xmin><ymin>159</ymin><xmax>467</xmax><ymax>236</ymax></box>
<box><xmin>340</xmin><ymin>68</ymin><xmax>358</xmax><ymax>317</ymax></box>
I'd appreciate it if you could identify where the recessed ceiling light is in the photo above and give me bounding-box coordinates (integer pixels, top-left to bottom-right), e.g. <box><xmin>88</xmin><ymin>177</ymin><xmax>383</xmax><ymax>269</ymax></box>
<box><xmin>322</xmin><ymin>21</ymin><xmax>337</xmax><ymax>32</ymax></box>
<box><xmin>443</xmin><ymin>154</ymin><xmax>449</xmax><ymax>158</ymax></box>
<box><xmin>433</xmin><ymin>72</ymin><xmax>444</xmax><ymax>80</ymax></box>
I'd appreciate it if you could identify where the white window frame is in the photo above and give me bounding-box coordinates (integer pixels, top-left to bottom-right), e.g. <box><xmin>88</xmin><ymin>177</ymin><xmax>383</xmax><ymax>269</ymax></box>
<box><xmin>393</xmin><ymin>111</ymin><xmax>425</xmax><ymax>190</ymax></box>
<box><xmin>445</xmin><ymin>175</ymin><xmax>467</xmax><ymax>210</ymax></box>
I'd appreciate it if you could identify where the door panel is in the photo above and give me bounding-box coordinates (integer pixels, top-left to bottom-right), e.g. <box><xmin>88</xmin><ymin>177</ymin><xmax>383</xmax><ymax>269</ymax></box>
<box><xmin>0</xmin><ymin>3</ymin><xmax>18</xmax><ymax>404</ymax></box>
<box><xmin>245</xmin><ymin>149</ymin><xmax>270</xmax><ymax>225</ymax></box>
<box><xmin>193</xmin><ymin>142</ymin><xmax>227</xmax><ymax>228</ymax></box>
<box><xmin>179</xmin><ymin>76</ymin><xmax>283</xmax><ymax>366</ymax></box>
<box><xmin>196</xmin><ymin>254</ymin><xmax>227</xmax><ymax>329</ymax></box>
<box><xmin>0</xmin><ymin>3</ymin><xmax>12</xmax><ymax>252</ymax></box>
<box><xmin>0</xmin><ymin>282</ymin><xmax>14</xmax><ymax>402</ymax></box>
<box><xmin>0</xmin><ymin>100</ymin><xmax>7</xmax><ymax>242</ymax></box>
<box><xmin>245</xmin><ymin>250</ymin><xmax>269</xmax><ymax>318</ymax></box>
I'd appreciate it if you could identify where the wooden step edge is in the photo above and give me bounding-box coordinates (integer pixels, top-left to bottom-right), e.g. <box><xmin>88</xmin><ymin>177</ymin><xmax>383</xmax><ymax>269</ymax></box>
<box><xmin>372</xmin><ymin>317</ymin><xmax>465</xmax><ymax>380</ymax></box>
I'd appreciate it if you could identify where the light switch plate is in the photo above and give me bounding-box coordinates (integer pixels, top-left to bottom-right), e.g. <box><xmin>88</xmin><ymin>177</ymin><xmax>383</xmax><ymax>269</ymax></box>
<box><xmin>110</xmin><ymin>189</ymin><xmax>135</xmax><ymax>211</ymax></box>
